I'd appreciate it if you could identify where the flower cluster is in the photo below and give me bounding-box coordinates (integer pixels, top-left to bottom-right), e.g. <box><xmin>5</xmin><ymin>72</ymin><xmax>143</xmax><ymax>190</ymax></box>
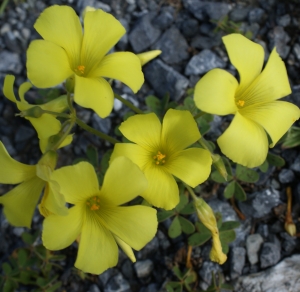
<box><xmin>0</xmin><ymin>4</ymin><xmax>298</xmax><ymax>276</ymax></box>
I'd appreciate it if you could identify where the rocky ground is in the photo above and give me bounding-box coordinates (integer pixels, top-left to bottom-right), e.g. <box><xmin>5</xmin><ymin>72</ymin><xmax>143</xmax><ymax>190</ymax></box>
<box><xmin>0</xmin><ymin>0</ymin><xmax>300</xmax><ymax>291</ymax></box>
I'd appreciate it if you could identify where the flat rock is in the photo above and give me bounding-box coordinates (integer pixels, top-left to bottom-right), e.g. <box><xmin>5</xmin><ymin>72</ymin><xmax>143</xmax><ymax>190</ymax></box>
<box><xmin>230</xmin><ymin>247</ymin><xmax>246</xmax><ymax>280</ymax></box>
<box><xmin>0</xmin><ymin>50</ymin><xmax>22</xmax><ymax>74</ymax></box>
<box><xmin>234</xmin><ymin>254</ymin><xmax>300</xmax><ymax>292</ymax></box>
<box><xmin>260</xmin><ymin>242</ymin><xmax>281</xmax><ymax>269</ymax></box>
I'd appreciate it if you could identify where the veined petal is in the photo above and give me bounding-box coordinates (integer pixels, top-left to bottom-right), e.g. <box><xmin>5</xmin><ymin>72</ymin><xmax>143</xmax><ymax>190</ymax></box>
<box><xmin>217</xmin><ymin>112</ymin><xmax>269</xmax><ymax>168</ymax></box>
<box><xmin>241</xmin><ymin>101</ymin><xmax>300</xmax><ymax>147</ymax></box>
<box><xmin>99</xmin><ymin>205</ymin><xmax>157</xmax><ymax>250</ymax></box>
<box><xmin>113</xmin><ymin>235</ymin><xmax>136</xmax><ymax>262</ymax></box>
<box><xmin>166</xmin><ymin>148</ymin><xmax>212</xmax><ymax>187</ymax></box>
<box><xmin>118</xmin><ymin>113</ymin><xmax>161</xmax><ymax>151</ymax></box>
<box><xmin>27</xmin><ymin>40</ymin><xmax>73</xmax><ymax>88</ymax></box>
<box><xmin>142</xmin><ymin>166</ymin><xmax>179</xmax><ymax>210</ymax></box>
<box><xmin>239</xmin><ymin>48</ymin><xmax>292</xmax><ymax>105</ymax></box>
<box><xmin>92</xmin><ymin>52</ymin><xmax>144</xmax><ymax>93</ymax></box>
<box><xmin>51</xmin><ymin>162</ymin><xmax>99</xmax><ymax>204</ymax></box>
<box><xmin>0</xmin><ymin>177</ymin><xmax>44</xmax><ymax>228</ymax></box>
<box><xmin>194</xmin><ymin>69</ymin><xmax>238</xmax><ymax>115</ymax></box>
<box><xmin>222</xmin><ymin>33</ymin><xmax>264</xmax><ymax>96</ymax></box>
<box><xmin>39</xmin><ymin>95</ymin><xmax>68</xmax><ymax>112</ymax></box>
<box><xmin>161</xmin><ymin>109</ymin><xmax>201</xmax><ymax>153</ymax></box>
<box><xmin>110</xmin><ymin>143</ymin><xmax>152</xmax><ymax>171</ymax></box>
<box><xmin>100</xmin><ymin>157</ymin><xmax>147</xmax><ymax>206</ymax></box>
<box><xmin>0</xmin><ymin>141</ymin><xmax>36</xmax><ymax>184</ymax></box>
<box><xmin>34</xmin><ymin>5</ymin><xmax>82</xmax><ymax>67</ymax></box>
<box><xmin>42</xmin><ymin>205</ymin><xmax>82</xmax><ymax>250</ymax></box>
<box><xmin>3</xmin><ymin>75</ymin><xmax>17</xmax><ymax>103</ymax></box>
<box><xmin>81</xmin><ymin>9</ymin><xmax>125</xmax><ymax>73</ymax></box>
<box><xmin>74</xmin><ymin>75</ymin><xmax>114</xmax><ymax>118</ymax></box>
<box><xmin>76</xmin><ymin>213</ymin><xmax>118</xmax><ymax>274</ymax></box>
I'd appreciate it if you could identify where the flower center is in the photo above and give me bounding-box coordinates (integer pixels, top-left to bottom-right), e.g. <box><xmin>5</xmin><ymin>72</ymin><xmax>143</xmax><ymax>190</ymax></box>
<box><xmin>86</xmin><ymin>196</ymin><xmax>100</xmax><ymax>211</ymax></box>
<box><xmin>75</xmin><ymin>65</ymin><xmax>85</xmax><ymax>76</ymax></box>
<box><xmin>153</xmin><ymin>151</ymin><xmax>166</xmax><ymax>165</ymax></box>
<box><xmin>237</xmin><ymin>100</ymin><xmax>245</xmax><ymax>107</ymax></box>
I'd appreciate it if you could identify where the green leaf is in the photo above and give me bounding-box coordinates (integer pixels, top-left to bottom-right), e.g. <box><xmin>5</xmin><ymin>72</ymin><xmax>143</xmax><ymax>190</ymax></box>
<box><xmin>2</xmin><ymin>263</ymin><xmax>12</xmax><ymax>275</ymax></box>
<box><xmin>188</xmin><ymin>232</ymin><xmax>211</xmax><ymax>246</ymax></box>
<box><xmin>176</xmin><ymin>96</ymin><xmax>199</xmax><ymax>116</ymax></box>
<box><xmin>166</xmin><ymin>282</ymin><xmax>182</xmax><ymax>292</ymax></box>
<box><xmin>219</xmin><ymin>221</ymin><xmax>240</xmax><ymax>231</ymax></box>
<box><xmin>168</xmin><ymin>217</ymin><xmax>182</xmax><ymax>238</ymax></box>
<box><xmin>195</xmin><ymin>221</ymin><xmax>210</xmax><ymax>233</ymax></box>
<box><xmin>224</xmin><ymin>181</ymin><xmax>235</xmax><ymax>199</ymax></box>
<box><xmin>267</xmin><ymin>152</ymin><xmax>285</xmax><ymax>167</ymax></box>
<box><xmin>175</xmin><ymin>194</ymin><xmax>189</xmax><ymax>212</ymax></box>
<box><xmin>17</xmin><ymin>249</ymin><xmax>28</xmax><ymax>267</ymax></box>
<box><xmin>146</xmin><ymin>95</ymin><xmax>162</xmax><ymax>116</ymax></box>
<box><xmin>100</xmin><ymin>149</ymin><xmax>112</xmax><ymax>174</ymax></box>
<box><xmin>86</xmin><ymin>145</ymin><xmax>98</xmax><ymax>167</ymax></box>
<box><xmin>220</xmin><ymin>283</ymin><xmax>234</xmax><ymax>291</ymax></box>
<box><xmin>211</xmin><ymin>170</ymin><xmax>227</xmax><ymax>183</ymax></box>
<box><xmin>223</xmin><ymin>156</ymin><xmax>233</xmax><ymax>176</ymax></box>
<box><xmin>178</xmin><ymin>216</ymin><xmax>195</xmax><ymax>234</ymax></box>
<box><xmin>157</xmin><ymin>210</ymin><xmax>175</xmax><ymax>222</ymax></box>
<box><xmin>45</xmin><ymin>281</ymin><xmax>62</xmax><ymax>292</ymax></box>
<box><xmin>215</xmin><ymin>212</ymin><xmax>223</xmax><ymax>229</ymax></box>
<box><xmin>21</xmin><ymin>232</ymin><xmax>34</xmax><ymax>245</ymax></box>
<box><xmin>259</xmin><ymin>159</ymin><xmax>269</xmax><ymax>173</ymax></box>
<box><xmin>236</xmin><ymin>164</ymin><xmax>259</xmax><ymax>183</ymax></box>
<box><xmin>220</xmin><ymin>230</ymin><xmax>236</xmax><ymax>244</ymax></box>
<box><xmin>234</xmin><ymin>181</ymin><xmax>247</xmax><ymax>201</ymax></box>
<box><xmin>179</xmin><ymin>202</ymin><xmax>195</xmax><ymax>215</ymax></box>
<box><xmin>172</xmin><ymin>266</ymin><xmax>183</xmax><ymax>279</ymax></box>
<box><xmin>221</xmin><ymin>242</ymin><xmax>229</xmax><ymax>255</ymax></box>
<box><xmin>20</xmin><ymin>271</ymin><xmax>31</xmax><ymax>284</ymax></box>
<box><xmin>36</xmin><ymin>277</ymin><xmax>48</xmax><ymax>287</ymax></box>
<box><xmin>3</xmin><ymin>279</ymin><xmax>17</xmax><ymax>292</ymax></box>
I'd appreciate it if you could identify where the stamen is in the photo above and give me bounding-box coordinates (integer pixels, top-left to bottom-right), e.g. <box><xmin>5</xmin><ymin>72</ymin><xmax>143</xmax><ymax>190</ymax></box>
<box><xmin>86</xmin><ymin>196</ymin><xmax>100</xmax><ymax>211</ymax></box>
<box><xmin>76</xmin><ymin>65</ymin><xmax>85</xmax><ymax>75</ymax></box>
<box><xmin>153</xmin><ymin>151</ymin><xmax>166</xmax><ymax>165</ymax></box>
<box><xmin>237</xmin><ymin>100</ymin><xmax>245</xmax><ymax>107</ymax></box>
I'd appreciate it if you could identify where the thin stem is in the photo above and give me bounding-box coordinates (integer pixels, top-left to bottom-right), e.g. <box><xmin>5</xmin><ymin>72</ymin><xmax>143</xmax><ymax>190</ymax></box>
<box><xmin>39</xmin><ymin>110</ymin><xmax>70</xmax><ymax>119</ymax></box>
<box><xmin>67</xmin><ymin>91</ymin><xmax>76</xmax><ymax>114</ymax></box>
<box><xmin>198</xmin><ymin>137</ymin><xmax>214</xmax><ymax>153</ymax></box>
<box><xmin>114</xmin><ymin>93</ymin><xmax>144</xmax><ymax>114</ymax></box>
<box><xmin>186</xmin><ymin>245</ymin><xmax>193</xmax><ymax>268</ymax></box>
<box><xmin>193</xmin><ymin>111</ymin><xmax>206</xmax><ymax>120</ymax></box>
<box><xmin>50</xmin><ymin>120</ymin><xmax>75</xmax><ymax>151</ymax></box>
<box><xmin>0</xmin><ymin>0</ymin><xmax>9</xmax><ymax>17</ymax></box>
<box><xmin>184</xmin><ymin>183</ymin><xmax>198</xmax><ymax>202</ymax></box>
<box><xmin>230</xmin><ymin>197</ymin><xmax>246</xmax><ymax>220</ymax></box>
<box><xmin>76</xmin><ymin>117</ymin><xmax>119</xmax><ymax>144</ymax></box>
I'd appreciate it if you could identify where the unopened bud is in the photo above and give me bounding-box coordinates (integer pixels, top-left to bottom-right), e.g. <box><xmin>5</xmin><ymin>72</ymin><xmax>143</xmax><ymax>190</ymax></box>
<box><xmin>285</xmin><ymin>222</ymin><xmax>296</xmax><ymax>236</ymax></box>
<box><xmin>18</xmin><ymin>106</ymin><xmax>44</xmax><ymax>118</ymax></box>
<box><xmin>212</xmin><ymin>154</ymin><xmax>228</xmax><ymax>181</ymax></box>
<box><xmin>65</xmin><ymin>76</ymin><xmax>75</xmax><ymax>93</ymax></box>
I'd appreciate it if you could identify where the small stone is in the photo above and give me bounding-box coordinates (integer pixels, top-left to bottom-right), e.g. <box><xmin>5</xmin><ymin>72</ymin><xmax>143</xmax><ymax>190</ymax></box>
<box><xmin>198</xmin><ymin>261</ymin><xmax>221</xmax><ymax>284</ymax></box>
<box><xmin>104</xmin><ymin>273</ymin><xmax>130</xmax><ymax>292</ymax></box>
<box><xmin>230</xmin><ymin>247</ymin><xmax>246</xmax><ymax>280</ymax></box>
<box><xmin>88</xmin><ymin>284</ymin><xmax>101</xmax><ymax>292</ymax></box>
<box><xmin>129</xmin><ymin>13</ymin><xmax>161</xmax><ymax>53</ymax></box>
<box><xmin>144</xmin><ymin>59</ymin><xmax>189</xmax><ymax>101</ymax></box>
<box><xmin>98</xmin><ymin>268</ymin><xmax>118</xmax><ymax>287</ymax></box>
<box><xmin>15</xmin><ymin>125</ymin><xmax>35</xmax><ymax>143</ymax></box>
<box><xmin>180</xmin><ymin>18</ymin><xmax>199</xmax><ymax>38</ymax></box>
<box><xmin>229</xmin><ymin>6</ymin><xmax>251</xmax><ymax>22</ymax></box>
<box><xmin>268</xmin><ymin>26</ymin><xmax>290</xmax><ymax>59</ymax></box>
<box><xmin>152</xmin><ymin>26</ymin><xmax>189</xmax><ymax>64</ymax></box>
<box><xmin>13</xmin><ymin>227</ymin><xmax>25</xmax><ymax>237</ymax></box>
<box><xmin>277</xmin><ymin>14</ymin><xmax>291</xmax><ymax>27</ymax></box>
<box><xmin>157</xmin><ymin>230</ymin><xmax>170</xmax><ymax>250</ymax></box>
<box><xmin>293</xmin><ymin>43</ymin><xmax>300</xmax><ymax>61</ymax></box>
<box><xmin>246</xmin><ymin>234</ymin><xmax>264</xmax><ymax>265</ymax></box>
<box><xmin>92</xmin><ymin>113</ymin><xmax>111</xmax><ymax>134</ymax></box>
<box><xmin>152</xmin><ymin>7</ymin><xmax>174</xmax><ymax>30</ymax></box>
<box><xmin>278</xmin><ymin>169</ymin><xmax>295</xmax><ymax>183</ymax></box>
<box><xmin>248</xmin><ymin>7</ymin><xmax>265</xmax><ymax>23</ymax></box>
<box><xmin>0</xmin><ymin>50</ymin><xmax>22</xmax><ymax>74</ymax></box>
<box><xmin>191</xmin><ymin>33</ymin><xmax>222</xmax><ymax>50</ymax></box>
<box><xmin>260</xmin><ymin>242</ymin><xmax>281</xmax><ymax>268</ymax></box>
<box><xmin>185</xmin><ymin>49</ymin><xmax>226</xmax><ymax>76</ymax></box>
<box><xmin>136</xmin><ymin>236</ymin><xmax>159</xmax><ymax>260</ymax></box>
<box><xmin>134</xmin><ymin>259</ymin><xmax>154</xmax><ymax>278</ymax></box>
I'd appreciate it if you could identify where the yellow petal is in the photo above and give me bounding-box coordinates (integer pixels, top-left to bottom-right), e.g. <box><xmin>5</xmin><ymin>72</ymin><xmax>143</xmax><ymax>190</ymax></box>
<box><xmin>222</xmin><ymin>33</ymin><xmax>264</xmax><ymax>96</ymax></box>
<box><xmin>99</xmin><ymin>205</ymin><xmax>157</xmax><ymax>250</ymax></box>
<box><xmin>74</xmin><ymin>75</ymin><xmax>114</xmax><ymax>118</ymax></box>
<box><xmin>0</xmin><ymin>177</ymin><xmax>45</xmax><ymax>228</ymax></box>
<box><xmin>51</xmin><ymin>162</ymin><xmax>99</xmax><ymax>204</ymax></box>
<box><xmin>110</xmin><ymin>143</ymin><xmax>152</xmax><ymax>171</ymax></box>
<box><xmin>0</xmin><ymin>141</ymin><xmax>36</xmax><ymax>184</ymax></box>
<box><xmin>34</xmin><ymin>5</ymin><xmax>82</xmax><ymax>67</ymax></box>
<box><xmin>76</xmin><ymin>214</ymin><xmax>118</xmax><ymax>274</ymax></box>
<box><xmin>27</xmin><ymin>40</ymin><xmax>73</xmax><ymax>88</ymax></box>
<box><xmin>142</xmin><ymin>166</ymin><xmax>179</xmax><ymax>210</ymax></box>
<box><xmin>39</xmin><ymin>95</ymin><xmax>68</xmax><ymax>112</ymax></box>
<box><xmin>18</xmin><ymin>82</ymin><xmax>32</xmax><ymax>103</ymax></box>
<box><xmin>113</xmin><ymin>234</ymin><xmax>136</xmax><ymax>262</ymax></box>
<box><xmin>194</xmin><ymin>69</ymin><xmax>238</xmax><ymax>115</ymax></box>
<box><xmin>42</xmin><ymin>205</ymin><xmax>82</xmax><ymax>250</ymax></box>
<box><xmin>161</xmin><ymin>109</ymin><xmax>201</xmax><ymax>153</ymax></box>
<box><xmin>217</xmin><ymin>112</ymin><xmax>268</xmax><ymax>168</ymax></box>
<box><xmin>242</xmin><ymin>101</ymin><xmax>300</xmax><ymax>147</ymax></box>
<box><xmin>119</xmin><ymin>113</ymin><xmax>161</xmax><ymax>151</ymax></box>
<box><xmin>166</xmin><ymin>148</ymin><xmax>212</xmax><ymax>187</ymax></box>
<box><xmin>210</xmin><ymin>232</ymin><xmax>227</xmax><ymax>264</ymax></box>
<box><xmin>92</xmin><ymin>52</ymin><xmax>144</xmax><ymax>93</ymax></box>
<box><xmin>100</xmin><ymin>157</ymin><xmax>147</xmax><ymax>206</ymax></box>
<box><xmin>3</xmin><ymin>75</ymin><xmax>17</xmax><ymax>103</ymax></box>
<box><xmin>137</xmin><ymin>50</ymin><xmax>162</xmax><ymax>66</ymax></box>
<box><xmin>238</xmin><ymin>48</ymin><xmax>292</xmax><ymax>106</ymax></box>
<box><xmin>81</xmin><ymin>9</ymin><xmax>125</xmax><ymax>73</ymax></box>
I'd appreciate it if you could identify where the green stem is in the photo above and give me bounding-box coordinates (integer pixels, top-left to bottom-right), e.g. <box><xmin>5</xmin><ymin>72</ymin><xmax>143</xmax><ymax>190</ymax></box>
<box><xmin>193</xmin><ymin>111</ymin><xmax>206</xmax><ymax>120</ymax></box>
<box><xmin>0</xmin><ymin>0</ymin><xmax>9</xmax><ymax>17</ymax></box>
<box><xmin>67</xmin><ymin>91</ymin><xmax>76</xmax><ymax>114</ymax></box>
<box><xmin>198</xmin><ymin>137</ymin><xmax>214</xmax><ymax>153</ymax></box>
<box><xmin>40</xmin><ymin>110</ymin><xmax>70</xmax><ymax>119</ymax></box>
<box><xmin>75</xmin><ymin>118</ymin><xmax>120</xmax><ymax>144</ymax></box>
<box><xmin>114</xmin><ymin>93</ymin><xmax>144</xmax><ymax>114</ymax></box>
<box><xmin>184</xmin><ymin>183</ymin><xmax>198</xmax><ymax>202</ymax></box>
<box><xmin>50</xmin><ymin>119</ymin><xmax>75</xmax><ymax>151</ymax></box>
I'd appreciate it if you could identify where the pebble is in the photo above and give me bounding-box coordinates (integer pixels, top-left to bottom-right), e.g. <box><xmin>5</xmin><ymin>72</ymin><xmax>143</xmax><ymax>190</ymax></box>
<box><xmin>230</xmin><ymin>247</ymin><xmax>246</xmax><ymax>280</ymax></box>
<box><xmin>260</xmin><ymin>242</ymin><xmax>281</xmax><ymax>268</ymax></box>
<box><xmin>248</xmin><ymin>7</ymin><xmax>265</xmax><ymax>23</ymax></box>
<box><xmin>0</xmin><ymin>50</ymin><xmax>22</xmax><ymax>74</ymax></box>
<box><xmin>198</xmin><ymin>261</ymin><xmax>221</xmax><ymax>285</ymax></box>
<box><xmin>278</xmin><ymin>169</ymin><xmax>295</xmax><ymax>183</ymax></box>
<box><xmin>104</xmin><ymin>272</ymin><xmax>131</xmax><ymax>292</ymax></box>
<box><xmin>92</xmin><ymin>113</ymin><xmax>111</xmax><ymax>134</ymax></box>
<box><xmin>268</xmin><ymin>26</ymin><xmax>290</xmax><ymax>59</ymax></box>
<box><xmin>134</xmin><ymin>259</ymin><xmax>154</xmax><ymax>278</ymax></box>
<box><xmin>246</xmin><ymin>234</ymin><xmax>264</xmax><ymax>265</ymax></box>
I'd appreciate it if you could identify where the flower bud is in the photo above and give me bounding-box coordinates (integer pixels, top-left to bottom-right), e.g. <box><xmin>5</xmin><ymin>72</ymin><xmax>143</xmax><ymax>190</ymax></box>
<box><xmin>19</xmin><ymin>106</ymin><xmax>44</xmax><ymax>118</ymax></box>
<box><xmin>285</xmin><ymin>222</ymin><xmax>296</xmax><ymax>236</ymax></box>
<box><xmin>194</xmin><ymin>197</ymin><xmax>227</xmax><ymax>264</ymax></box>
<box><xmin>65</xmin><ymin>76</ymin><xmax>75</xmax><ymax>93</ymax></box>
<box><xmin>212</xmin><ymin>153</ymin><xmax>228</xmax><ymax>181</ymax></box>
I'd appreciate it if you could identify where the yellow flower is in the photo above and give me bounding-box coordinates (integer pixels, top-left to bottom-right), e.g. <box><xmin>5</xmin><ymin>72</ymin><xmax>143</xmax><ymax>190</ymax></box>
<box><xmin>194</xmin><ymin>196</ymin><xmax>227</xmax><ymax>264</ymax></box>
<box><xmin>194</xmin><ymin>33</ymin><xmax>300</xmax><ymax>168</ymax></box>
<box><xmin>26</xmin><ymin>5</ymin><xmax>144</xmax><ymax>118</ymax></box>
<box><xmin>3</xmin><ymin>75</ymin><xmax>73</xmax><ymax>153</ymax></box>
<box><xmin>42</xmin><ymin>157</ymin><xmax>157</xmax><ymax>275</ymax></box>
<box><xmin>110</xmin><ymin>109</ymin><xmax>212</xmax><ymax>210</ymax></box>
<box><xmin>0</xmin><ymin>143</ymin><xmax>67</xmax><ymax>227</ymax></box>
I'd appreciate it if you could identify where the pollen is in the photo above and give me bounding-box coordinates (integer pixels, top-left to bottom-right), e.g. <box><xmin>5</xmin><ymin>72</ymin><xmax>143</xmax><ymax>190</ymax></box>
<box><xmin>237</xmin><ymin>100</ymin><xmax>245</xmax><ymax>107</ymax></box>
<box><xmin>153</xmin><ymin>151</ymin><xmax>166</xmax><ymax>165</ymax></box>
<box><xmin>86</xmin><ymin>196</ymin><xmax>100</xmax><ymax>211</ymax></box>
<box><xmin>76</xmin><ymin>65</ymin><xmax>85</xmax><ymax>75</ymax></box>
